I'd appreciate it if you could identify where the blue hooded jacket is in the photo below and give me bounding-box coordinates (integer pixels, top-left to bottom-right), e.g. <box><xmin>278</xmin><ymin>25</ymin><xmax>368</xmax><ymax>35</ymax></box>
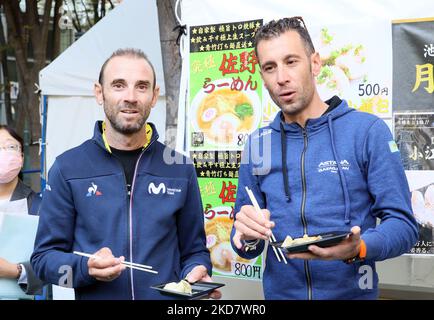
<box><xmin>231</xmin><ymin>97</ymin><xmax>418</xmax><ymax>300</ymax></box>
<box><xmin>31</xmin><ymin>121</ymin><xmax>211</xmax><ymax>300</ymax></box>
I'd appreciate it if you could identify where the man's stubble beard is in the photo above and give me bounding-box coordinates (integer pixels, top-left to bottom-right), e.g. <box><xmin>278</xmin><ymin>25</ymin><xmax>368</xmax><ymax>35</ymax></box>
<box><xmin>103</xmin><ymin>101</ymin><xmax>149</xmax><ymax>135</ymax></box>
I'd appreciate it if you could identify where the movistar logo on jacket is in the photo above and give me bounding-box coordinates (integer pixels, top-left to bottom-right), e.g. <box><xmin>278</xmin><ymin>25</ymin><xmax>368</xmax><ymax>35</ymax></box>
<box><xmin>148</xmin><ymin>182</ymin><xmax>182</xmax><ymax>195</ymax></box>
<box><xmin>148</xmin><ymin>182</ymin><xmax>166</xmax><ymax>194</ymax></box>
<box><xmin>318</xmin><ymin>160</ymin><xmax>350</xmax><ymax>173</ymax></box>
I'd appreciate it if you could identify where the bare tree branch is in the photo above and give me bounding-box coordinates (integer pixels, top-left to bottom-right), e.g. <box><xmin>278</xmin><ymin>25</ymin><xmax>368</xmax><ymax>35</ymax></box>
<box><xmin>68</xmin><ymin>0</ymin><xmax>82</xmax><ymax>32</ymax></box>
<box><xmin>34</xmin><ymin>0</ymin><xmax>54</xmax><ymax>68</ymax></box>
<box><xmin>3</xmin><ymin>2</ymin><xmax>28</xmax><ymax>82</ymax></box>
<box><xmin>92</xmin><ymin>0</ymin><xmax>100</xmax><ymax>24</ymax></box>
<box><xmin>26</xmin><ymin>0</ymin><xmax>39</xmax><ymax>28</ymax></box>
<box><xmin>81</xmin><ymin>0</ymin><xmax>93</xmax><ymax>26</ymax></box>
<box><xmin>101</xmin><ymin>0</ymin><xmax>106</xmax><ymax>18</ymax></box>
<box><xmin>52</xmin><ymin>0</ymin><xmax>63</xmax><ymax>58</ymax></box>
<box><xmin>0</xmin><ymin>15</ymin><xmax>13</xmax><ymax>125</ymax></box>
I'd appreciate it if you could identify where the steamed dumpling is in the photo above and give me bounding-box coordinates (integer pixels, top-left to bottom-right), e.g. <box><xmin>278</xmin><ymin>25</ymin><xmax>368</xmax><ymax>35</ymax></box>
<box><xmin>163</xmin><ymin>280</ymin><xmax>192</xmax><ymax>294</ymax></box>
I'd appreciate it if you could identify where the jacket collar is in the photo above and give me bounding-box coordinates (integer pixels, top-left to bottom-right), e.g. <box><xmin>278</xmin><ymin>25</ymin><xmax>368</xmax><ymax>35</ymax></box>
<box><xmin>10</xmin><ymin>179</ymin><xmax>34</xmax><ymax>201</ymax></box>
<box><xmin>269</xmin><ymin>96</ymin><xmax>354</xmax><ymax>134</ymax></box>
<box><xmin>92</xmin><ymin>120</ymin><xmax>159</xmax><ymax>153</ymax></box>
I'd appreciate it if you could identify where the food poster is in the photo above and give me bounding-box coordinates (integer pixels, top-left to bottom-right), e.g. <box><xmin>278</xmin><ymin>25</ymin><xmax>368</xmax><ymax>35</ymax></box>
<box><xmin>395</xmin><ymin>113</ymin><xmax>434</xmax><ymax>170</ymax></box>
<box><xmin>392</xmin><ymin>18</ymin><xmax>434</xmax><ymax>112</ymax></box>
<box><xmin>192</xmin><ymin>151</ymin><xmax>263</xmax><ymax>280</ymax></box>
<box><xmin>309</xmin><ymin>20</ymin><xmax>392</xmax><ymax>118</ymax></box>
<box><xmin>261</xmin><ymin>89</ymin><xmax>281</xmax><ymax>127</ymax></box>
<box><xmin>407</xmin><ymin>171</ymin><xmax>434</xmax><ymax>255</ymax></box>
<box><xmin>188</xmin><ymin>20</ymin><xmax>264</xmax><ymax>280</ymax></box>
<box><xmin>392</xmin><ymin>18</ymin><xmax>434</xmax><ymax>256</ymax></box>
<box><xmin>188</xmin><ymin>19</ymin><xmax>263</xmax><ymax>151</ymax></box>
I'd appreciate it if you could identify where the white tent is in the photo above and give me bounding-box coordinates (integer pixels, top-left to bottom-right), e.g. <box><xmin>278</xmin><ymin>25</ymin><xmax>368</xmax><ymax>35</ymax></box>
<box><xmin>39</xmin><ymin>0</ymin><xmax>166</xmax><ymax>173</ymax></box>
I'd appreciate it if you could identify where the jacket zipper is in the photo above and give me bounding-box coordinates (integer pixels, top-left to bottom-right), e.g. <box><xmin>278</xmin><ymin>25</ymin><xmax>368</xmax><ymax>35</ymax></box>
<box><xmin>127</xmin><ymin>138</ymin><xmax>156</xmax><ymax>300</ymax></box>
<box><xmin>300</xmin><ymin>127</ymin><xmax>312</xmax><ymax>300</ymax></box>
<box><xmin>128</xmin><ymin>151</ymin><xmax>145</xmax><ymax>300</ymax></box>
<box><xmin>110</xmin><ymin>155</ymin><xmax>133</xmax><ymax>300</ymax></box>
<box><xmin>93</xmin><ymin>139</ymin><xmax>133</xmax><ymax>299</ymax></box>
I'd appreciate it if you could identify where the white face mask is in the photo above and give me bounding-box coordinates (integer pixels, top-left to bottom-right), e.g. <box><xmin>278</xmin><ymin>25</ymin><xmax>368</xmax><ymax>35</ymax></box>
<box><xmin>0</xmin><ymin>151</ymin><xmax>23</xmax><ymax>183</ymax></box>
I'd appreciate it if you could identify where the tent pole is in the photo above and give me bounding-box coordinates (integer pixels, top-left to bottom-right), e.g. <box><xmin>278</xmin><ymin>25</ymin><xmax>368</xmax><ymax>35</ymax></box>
<box><xmin>40</xmin><ymin>95</ymin><xmax>48</xmax><ymax>191</ymax></box>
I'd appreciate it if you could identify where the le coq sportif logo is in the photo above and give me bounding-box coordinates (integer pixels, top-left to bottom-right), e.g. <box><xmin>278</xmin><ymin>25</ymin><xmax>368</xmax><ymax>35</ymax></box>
<box><xmin>148</xmin><ymin>182</ymin><xmax>166</xmax><ymax>195</ymax></box>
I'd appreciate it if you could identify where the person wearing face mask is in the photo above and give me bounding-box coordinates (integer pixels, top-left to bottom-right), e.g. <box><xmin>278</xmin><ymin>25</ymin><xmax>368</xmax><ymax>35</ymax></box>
<box><xmin>0</xmin><ymin>125</ymin><xmax>44</xmax><ymax>296</ymax></box>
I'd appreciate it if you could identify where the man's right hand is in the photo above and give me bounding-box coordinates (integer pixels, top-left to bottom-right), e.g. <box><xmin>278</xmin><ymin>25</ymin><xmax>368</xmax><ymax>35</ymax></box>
<box><xmin>87</xmin><ymin>247</ymin><xmax>126</xmax><ymax>282</ymax></box>
<box><xmin>232</xmin><ymin>205</ymin><xmax>274</xmax><ymax>249</ymax></box>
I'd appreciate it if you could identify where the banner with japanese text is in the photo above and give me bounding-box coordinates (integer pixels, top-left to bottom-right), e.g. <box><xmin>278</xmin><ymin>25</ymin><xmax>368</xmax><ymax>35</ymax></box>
<box><xmin>393</xmin><ymin>18</ymin><xmax>434</xmax><ymax>255</ymax></box>
<box><xmin>395</xmin><ymin>113</ymin><xmax>434</xmax><ymax>254</ymax></box>
<box><xmin>392</xmin><ymin>18</ymin><xmax>434</xmax><ymax>112</ymax></box>
<box><xmin>188</xmin><ymin>20</ymin><xmax>264</xmax><ymax>279</ymax></box>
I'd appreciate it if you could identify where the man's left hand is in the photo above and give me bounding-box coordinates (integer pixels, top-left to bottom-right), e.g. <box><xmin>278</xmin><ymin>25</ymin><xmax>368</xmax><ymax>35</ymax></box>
<box><xmin>286</xmin><ymin>226</ymin><xmax>361</xmax><ymax>261</ymax></box>
<box><xmin>186</xmin><ymin>265</ymin><xmax>222</xmax><ymax>299</ymax></box>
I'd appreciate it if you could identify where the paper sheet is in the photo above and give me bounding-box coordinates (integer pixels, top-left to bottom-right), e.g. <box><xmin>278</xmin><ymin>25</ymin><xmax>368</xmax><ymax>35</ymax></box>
<box><xmin>0</xmin><ymin>213</ymin><xmax>39</xmax><ymax>299</ymax></box>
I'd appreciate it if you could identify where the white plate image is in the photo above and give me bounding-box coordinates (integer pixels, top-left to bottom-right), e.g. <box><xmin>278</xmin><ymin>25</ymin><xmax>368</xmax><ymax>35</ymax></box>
<box><xmin>209</xmin><ymin>240</ymin><xmax>258</xmax><ymax>276</ymax></box>
<box><xmin>205</xmin><ymin>210</ymin><xmax>258</xmax><ymax>276</ymax></box>
<box><xmin>189</xmin><ymin>78</ymin><xmax>261</xmax><ymax>149</ymax></box>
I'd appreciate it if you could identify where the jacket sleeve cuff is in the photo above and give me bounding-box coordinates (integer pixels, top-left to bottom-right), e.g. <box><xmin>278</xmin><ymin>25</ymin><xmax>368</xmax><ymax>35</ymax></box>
<box><xmin>78</xmin><ymin>256</ymin><xmax>97</xmax><ymax>286</ymax></box>
<box><xmin>229</xmin><ymin>227</ymin><xmax>265</xmax><ymax>259</ymax></box>
<box><xmin>181</xmin><ymin>262</ymin><xmax>212</xmax><ymax>280</ymax></box>
<box><xmin>232</xmin><ymin>239</ymin><xmax>265</xmax><ymax>260</ymax></box>
<box><xmin>362</xmin><ymin>232</ymin><xmax>386</xmax><ymax>261</ymax></box>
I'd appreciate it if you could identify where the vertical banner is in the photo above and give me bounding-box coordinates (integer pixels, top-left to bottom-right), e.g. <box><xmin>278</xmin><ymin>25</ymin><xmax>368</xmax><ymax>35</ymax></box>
<box><xmin>406</xmin><ymin>170</ymin><xmax>434</xmax><ymax>255</ymax></box>
<box><xmin>393</xmin><ymin>18</ymin><xmax>434</xmax><ymax>255</ymax></box>
<box><xmin>188</xmin><ymin>20</ymin><xmax>264</xmax><ymax>279</ymax></box>
<box><xmin>396</xmin><ymin>113</ymin><xmax>434</xmax><ymax>255</ymax></box>
<box><xmin>392</xmin><ymin>18</ymin><xmax>434</xmax><ymax>112</ymax></box>
<box><xmin>410</xmin><ymin>181</ymin><xmax>434</xmax><ymax>254</ymax></box>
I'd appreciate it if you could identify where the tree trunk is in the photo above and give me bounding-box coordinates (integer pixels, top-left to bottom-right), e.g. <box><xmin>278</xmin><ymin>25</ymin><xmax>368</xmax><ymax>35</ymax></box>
<box><xmin>92</xmin><ymin>0</ymin><xmax>100</xmax><ymax>24</ymax></box>
<box><xmin>156</xmin><ymin>0</ymin><xmax>182</xmax><ymax>149</ymax></box>
<box><xmin>1</xmin><ymin>56</ymin><xmax>13</xmax><ymax>125</ymax></box>
<box><xmin>0</xmin><ymin>18</ymin><xmax>13</xmax><ymax>125</ymax></box>
<box><xmin>52</xmin><ymin>0</ymin><xmax>62</xmax><ymax>57</ymax></box>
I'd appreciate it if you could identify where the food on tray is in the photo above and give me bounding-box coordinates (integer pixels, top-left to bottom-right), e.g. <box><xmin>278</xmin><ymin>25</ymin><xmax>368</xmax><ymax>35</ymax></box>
<box><xmin>163</xmin><ymin>280</ymin><xmax>192</xmax><ymax>294</ymax></box>
<box><xmin>281</xmin><ymin>234</ymin><xmax>323</xmax><ymax>247</ymax></box>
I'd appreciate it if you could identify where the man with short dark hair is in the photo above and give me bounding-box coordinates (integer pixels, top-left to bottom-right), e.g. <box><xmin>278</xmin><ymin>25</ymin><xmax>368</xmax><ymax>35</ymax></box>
<box><xmin>231</xmin><ymin>17</ymin><xmax>418</xmax><ymax>299</ymax></box>
<box><xmin>31</xmin><ymin>48</ymin><xmax>220</xmax><ymax>300</ymax></box>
